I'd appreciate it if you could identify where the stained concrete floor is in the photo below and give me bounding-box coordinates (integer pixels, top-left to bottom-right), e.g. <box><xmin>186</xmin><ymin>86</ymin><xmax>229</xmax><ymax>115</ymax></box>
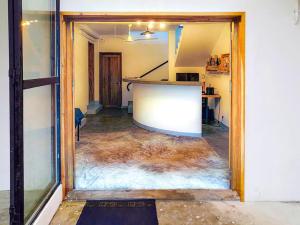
<box><xmin>50</xmin><ymin>200</ymin><xmax>300</xmax><ymax>225</ymax></box>
<box><xmin>75</xmin><ymin>109</ymin><xmax>230</xmax><ymax>190</ymax></box>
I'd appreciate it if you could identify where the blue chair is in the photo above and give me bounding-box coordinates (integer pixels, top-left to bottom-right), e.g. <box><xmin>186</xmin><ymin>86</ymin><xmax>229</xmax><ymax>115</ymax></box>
<box><xmin>75</xmin><ymin>108</ymin><xmax>85</xmax><ymax>141</ymax></box>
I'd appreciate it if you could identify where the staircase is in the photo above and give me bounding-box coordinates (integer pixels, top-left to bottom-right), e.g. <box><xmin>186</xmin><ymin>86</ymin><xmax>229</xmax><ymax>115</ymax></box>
<box><xmin>87</xmin><ymin>101</ymin><xmax>102</xmax><ymax>114</ymax></box>
<box><xmin>174</xmin><ymin>23</ymin><xmax>227</xmax><ymax>67</ymax></box>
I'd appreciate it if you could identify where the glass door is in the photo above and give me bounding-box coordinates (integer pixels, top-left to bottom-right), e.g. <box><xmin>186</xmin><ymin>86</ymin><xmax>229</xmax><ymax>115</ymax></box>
<box><xmin>8</xmin><ymin>0</ymin><xmax>60</xmax><ymax>224</ymax></box>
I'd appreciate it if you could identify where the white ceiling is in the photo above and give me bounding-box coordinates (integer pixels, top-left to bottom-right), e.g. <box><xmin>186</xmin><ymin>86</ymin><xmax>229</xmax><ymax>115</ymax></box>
<box><xmin>82</xmin><ymin>22</ymin><xmax>177</xmax><ymax>37</ymax></box>
<box><xmin>175</xmin><ymin>23</ymin><xmax>229</xmax><ymax>67</ymax></box>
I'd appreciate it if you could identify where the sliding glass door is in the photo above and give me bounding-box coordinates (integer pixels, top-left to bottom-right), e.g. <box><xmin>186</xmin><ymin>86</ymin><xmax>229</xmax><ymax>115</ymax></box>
<box><xmin>8</xmin><ymin>0</ymin><xmax>60</xmax><ymax>224</ymax></box>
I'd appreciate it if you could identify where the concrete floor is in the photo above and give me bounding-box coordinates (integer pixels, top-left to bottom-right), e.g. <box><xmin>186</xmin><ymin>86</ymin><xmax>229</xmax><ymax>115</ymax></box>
<box><xmin>50</xmin><ymin>200</ymin><xmax>300</xmax><ymax>225</ymax></box>
<box><xmin>75</xmin><ymin>109</ymin><xmax>230</xmax><ymax>190</ymax></box>
<box><xmin>0</xmin><ymin>109</ymin><xmax>232</xmax><ymax>224</ymax></box>
<box><xmin>67</xmin><ymin>189</ymin><xmax>239</xmax><ymax>201</ymax></box>
<box><xmin>0</xmin><ymin>191</ymin><xmax>9</xmax><ymax>225</ymax></box>
<box><xmin>0</xmin><ymin>190</ymin><xmax>48</xmax><ymax>225</ymax></box>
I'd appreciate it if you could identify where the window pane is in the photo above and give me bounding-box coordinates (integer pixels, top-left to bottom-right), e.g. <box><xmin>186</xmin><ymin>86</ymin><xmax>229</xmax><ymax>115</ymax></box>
<box><xmin>23</xmin><ymin>85</ymin><xmax>56</xmax><ymax>222</ymax></box>
<box><xmin>22</xmin><ymin>0</ymin><xmax>55</xmax><ymax>80</ymax></box>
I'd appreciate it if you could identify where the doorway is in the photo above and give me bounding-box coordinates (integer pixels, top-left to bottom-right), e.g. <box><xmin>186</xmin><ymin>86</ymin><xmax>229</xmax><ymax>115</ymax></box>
<box><xmin>60</xmin><ymin>14</ymin><xmax>245</xmax><ymax>200</ymax></box>
<box><xmin>99</xmin><ymin>52</ymin><xmax>122</xmax><ymax>108</ymax></box>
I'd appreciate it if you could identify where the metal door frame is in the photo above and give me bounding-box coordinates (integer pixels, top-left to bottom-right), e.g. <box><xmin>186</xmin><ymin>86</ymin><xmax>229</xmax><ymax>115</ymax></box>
<box><xmin>8</xmin><ymin>0</ymin><xmax>61</xmax><ymax>224</ymax></box>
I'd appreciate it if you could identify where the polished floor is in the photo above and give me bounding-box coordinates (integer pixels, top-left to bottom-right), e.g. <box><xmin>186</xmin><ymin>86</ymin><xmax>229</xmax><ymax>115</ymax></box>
<box><xmin>50</xmin><ymin>200</ymin><xmax>300</xmax><ymax>225</ymax></box>
<box><xmin>75</xmin><ymin>109</ymin><xmax>230</xmax><ymax>190</ymax></box>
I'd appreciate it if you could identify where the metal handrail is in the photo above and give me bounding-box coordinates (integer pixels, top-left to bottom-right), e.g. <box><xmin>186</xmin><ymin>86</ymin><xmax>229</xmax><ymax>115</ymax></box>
<box><xmin>126</xmin><ymin>60</ymin><xmax>169</xmax><ymax>91</ymax></box>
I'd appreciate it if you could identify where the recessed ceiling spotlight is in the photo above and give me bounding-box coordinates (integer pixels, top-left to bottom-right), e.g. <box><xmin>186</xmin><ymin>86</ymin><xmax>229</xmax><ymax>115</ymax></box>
<box><xmin>136</xmin><ymin>20</ymin><xmax>142</xmax><ymax>25</ymax></box>
<box><xmin>148</xmin><ymin>21</ymin><xmax>155</xmax><ymax>29</ymax></box>
<box><xmin>159</xmin><ymin>22</ymin><xmax>166</xmax><ymax>29</ymax></box>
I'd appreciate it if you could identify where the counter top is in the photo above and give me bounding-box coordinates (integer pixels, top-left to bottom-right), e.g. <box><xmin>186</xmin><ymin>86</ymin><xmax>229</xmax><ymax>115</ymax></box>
<box><xmin>123</xmin><ymin>78</ymin><xmax>202</xmax><ymax>86</ymax></box>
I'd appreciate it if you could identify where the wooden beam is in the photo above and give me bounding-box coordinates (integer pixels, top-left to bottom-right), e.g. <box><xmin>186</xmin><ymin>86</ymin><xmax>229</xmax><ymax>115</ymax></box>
<box><xmin>63</xmin><ymin>14</ymin><xmax>241</xmax><ymax>23</ymax></box>
<box><xmin>230</xmin><ymin>13</ymin><xmax>245</xmax><ymax>201</ymax></box>
<box><xmin>60</xmin><ymin>12</ymin><xmax>245</xmax><ymax>200</ymax></box>
<box><xmin>60</xmin><ymin>17</ymin><xmax>75</xmax><ymax>197</ymax></box>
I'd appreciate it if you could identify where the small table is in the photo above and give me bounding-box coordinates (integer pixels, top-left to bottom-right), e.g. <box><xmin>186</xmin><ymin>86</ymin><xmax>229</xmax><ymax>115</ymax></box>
<box><xmin>202</xmin><ymin>94</ymin><xmax>221</xmax><ymax>124</ymax></box>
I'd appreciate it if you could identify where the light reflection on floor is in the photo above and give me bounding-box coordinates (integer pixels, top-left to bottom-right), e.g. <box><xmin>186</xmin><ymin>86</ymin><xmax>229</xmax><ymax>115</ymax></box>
<box><xmin>75</xmin><ymin>109</ymin><xmax>230</xmax><ymax>190</ymax></box>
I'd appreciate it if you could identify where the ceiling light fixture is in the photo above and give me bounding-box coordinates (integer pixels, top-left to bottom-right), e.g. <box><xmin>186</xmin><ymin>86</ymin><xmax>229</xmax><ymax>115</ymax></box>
<box><xmin>140</xmin><ymin>26</ymin><xmax>155</xmax><ymax>37</ymax></box>
<box><xmin>127</xmin><ymin>24</ymin><xmax>133</xmax><ymax>42</ymax></box>
<box><xmin>148</xmin><ymin>21</ymin><xmax>155</xmax><ymax>29</ymax></box>
<box><xmin>136</xmin><ymin>20</ymin><xmax>142</xmax><ymax>25</ymax></box>
<box><xmin>159</xmin><ymin>22</ymin><xmax>166</xmax><ymax>29</ymax></box>
<box><xmin>145</xmin><ymin>33</ymin><xmax>151</xmax><ymax>39</ymax></box>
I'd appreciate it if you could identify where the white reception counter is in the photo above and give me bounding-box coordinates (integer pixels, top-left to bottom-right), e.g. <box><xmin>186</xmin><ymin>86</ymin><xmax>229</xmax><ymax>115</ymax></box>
<box><xmin>123</xmin><ymin>78</ymin><xmax>202</xmax><ymax>137</ymax></box>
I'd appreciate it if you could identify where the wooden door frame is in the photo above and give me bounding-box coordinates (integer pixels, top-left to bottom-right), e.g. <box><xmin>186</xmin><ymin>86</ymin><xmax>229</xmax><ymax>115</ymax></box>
<box><xmin>99</xmin><ymin>52</ymin><xmax>123</xmax><ymax>107</ymax></box>
<box><xmin>60</xmin><ymin>12</ymin><xmax>245</xmax><ymax>200</ymax></box>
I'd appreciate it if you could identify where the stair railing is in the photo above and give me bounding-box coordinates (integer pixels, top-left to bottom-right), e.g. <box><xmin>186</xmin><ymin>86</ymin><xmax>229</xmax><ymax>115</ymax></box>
<box><xmin>126</xmin><ymin>60</ymin><xmax>169</xmax><ymax>91</ymax></box>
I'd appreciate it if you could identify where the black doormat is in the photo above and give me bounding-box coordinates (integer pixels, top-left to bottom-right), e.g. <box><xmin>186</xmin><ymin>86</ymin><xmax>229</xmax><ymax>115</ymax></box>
<box><xmin>76</xmin><ymin>199</ymin><xmax>159</xmax><ymax>225</ymax></box>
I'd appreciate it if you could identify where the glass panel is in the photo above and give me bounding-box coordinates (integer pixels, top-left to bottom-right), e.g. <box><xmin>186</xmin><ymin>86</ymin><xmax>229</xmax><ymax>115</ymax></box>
<box><xmin>22</xmin><ymin>0</ymin><xmax>55</xmax><ymax>80</ymax></box>
<box><xmin>23</xmin><ymin>85</ymin><xmax>56</xmax><ymax>223</ymax></box>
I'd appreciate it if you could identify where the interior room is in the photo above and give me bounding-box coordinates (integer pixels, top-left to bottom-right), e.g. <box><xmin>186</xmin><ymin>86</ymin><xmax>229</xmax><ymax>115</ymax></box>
<box><xmin>3</xmin><ymin>0</ymin><xmax>300</xmax><ymax>223</ymax></box>
<box><xmin>73</xmin><ymin>21</ymin><xmax>232</xmax><ymax>191</ymax></box>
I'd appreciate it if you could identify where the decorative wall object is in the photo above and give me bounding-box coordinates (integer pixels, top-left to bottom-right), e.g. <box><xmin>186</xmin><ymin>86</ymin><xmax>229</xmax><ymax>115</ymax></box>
<box><xmin>219</xmin><ymin>53</ymin><xmax>230</xmax><ymax>73</ymax></box>
<box><xmin>206</xmin><ymin>53</ymin><xmax>230</xmax><ymax>74</ymax></box>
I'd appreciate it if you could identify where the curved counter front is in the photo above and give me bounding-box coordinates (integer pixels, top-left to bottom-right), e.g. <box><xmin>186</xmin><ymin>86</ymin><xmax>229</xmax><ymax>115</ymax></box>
<box><xmin>124</xmin><ymin>79</ymin><xmax>202</xmax><ymax>137</ymax></box>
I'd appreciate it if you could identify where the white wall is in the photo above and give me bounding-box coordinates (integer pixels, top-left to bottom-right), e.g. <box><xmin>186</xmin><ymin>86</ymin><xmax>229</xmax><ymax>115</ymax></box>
<box><xmin>206</xmin><ymin>23</ymin><xmax>231</xmax><ymax>126</ymax></box>
<box><xmin>61</xmin><ymin>0</ymin><xmax>300</xmax><ymax>201</ymax></box>
<box><xmin>98</xmin><ymin>35</ymin><xmax>169</xmax><ymax>106</ymax></box>
<box><xmin>133</xmin><ymin>83</ymin><xmax>202</xmax><ymax>136</ymax></box>
<box><xmin>74</xmin><ymin>24</ymin><xmax>99</xmax><ymax>113</ymax></box>
<box><xmin>0</xmin><ymin>0</ymin><xmax>10</xmax><ymax>191</ymax></box>
<box><xmin>168</xmin><ymin>30</ymin><xmax>205</xmax><ymax>81</ymax></box>
<box><xmin>74</xmin><ymin>25</ymin><xmax>89</xmax><ymax>113</ymax></box>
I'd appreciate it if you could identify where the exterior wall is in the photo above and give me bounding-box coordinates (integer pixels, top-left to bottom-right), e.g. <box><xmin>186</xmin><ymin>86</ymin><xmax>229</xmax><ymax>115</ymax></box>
<box><xmin>61</xmin><ymin>0</ymin><xmax>300</xmax><ymax>201</ymax></box>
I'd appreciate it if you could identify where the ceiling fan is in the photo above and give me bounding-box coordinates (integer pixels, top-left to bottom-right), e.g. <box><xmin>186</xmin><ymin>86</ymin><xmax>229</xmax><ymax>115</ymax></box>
<box><xmin>140</xmin><ymin>26</ymin><xmax>155</xmax><ymax>36</ymax></box>
<box><xmin>125</xmin><ymin>24</ymin><xmax>158</xmax><ymax>42</ymax></box>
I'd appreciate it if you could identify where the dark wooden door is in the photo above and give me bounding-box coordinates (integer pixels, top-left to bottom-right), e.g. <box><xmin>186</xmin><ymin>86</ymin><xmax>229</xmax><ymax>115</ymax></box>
<box><xmin>99</xmin><ymin>53</ymin><xmax>122</xmax><ymax>107</ymax></box>
<box><xmin>88</xmin><ymin>42</ymin><xmax>95</xmax><ymax>102</ymax></box>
